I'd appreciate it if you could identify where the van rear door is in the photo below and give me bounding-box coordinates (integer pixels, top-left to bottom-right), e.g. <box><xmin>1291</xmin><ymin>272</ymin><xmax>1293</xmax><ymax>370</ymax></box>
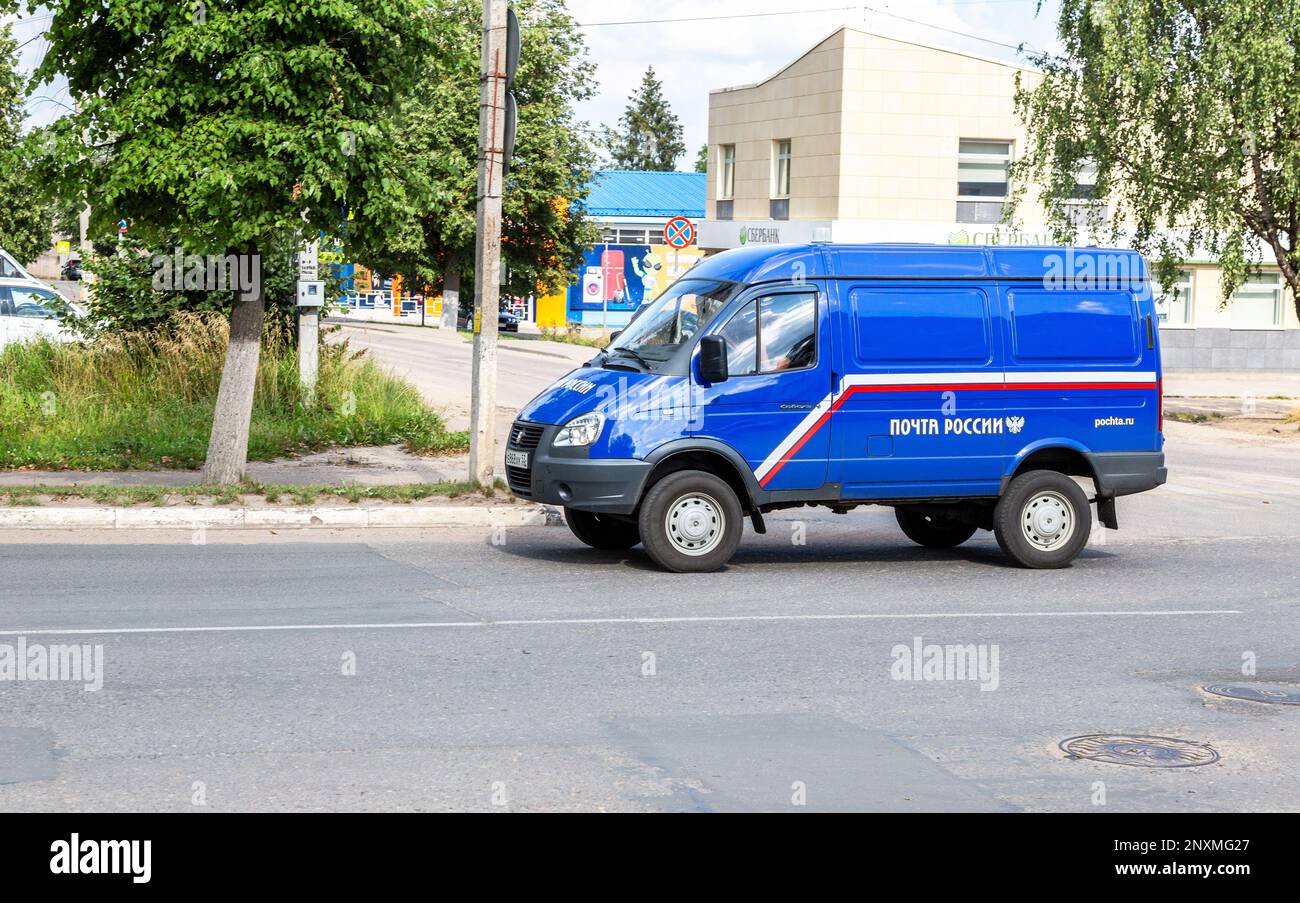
<box><xmin>1001</xmin><ymin>279</ymin><xmax>1157</xmax><ymax>463</ymax></box>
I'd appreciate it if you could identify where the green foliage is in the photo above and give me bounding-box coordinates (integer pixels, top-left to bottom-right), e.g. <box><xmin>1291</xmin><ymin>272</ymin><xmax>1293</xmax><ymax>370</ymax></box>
<box><xmin>28</xmin><ymin>0</ymin><xmax>438</xmax><ymax>260</ymax></box>
<box><xmin>1013</xmin><ymin>0</ymin><xmax>1300</xmax><ymax>314</ymax></box>
<box><xmin>0</xmin><ymin>23</ymin><xmax>52</xmax><ymax>264</ymax></box>
<box><xmin>0</xmin><ymin>313</ymin><xmax>467</xmax><ymax>469</ymax></box>
<box><xmin>603</xmin><ymin>66</ymin><xmax>686</xmax><ymax>172</ymax></box>
<box><xmin>77</xmin><ymin>234</ymin><xmax>339</xmax><ymax>334</ymax></box>
<box><xmin>360</xmin><ymin>0</ymin><xmax>599</xmax><ymax>300</ymax></box>
<box><xmin>694</xmin><ymin>143</ymin><xmax>708</xmax><ymax>174</ymax></box>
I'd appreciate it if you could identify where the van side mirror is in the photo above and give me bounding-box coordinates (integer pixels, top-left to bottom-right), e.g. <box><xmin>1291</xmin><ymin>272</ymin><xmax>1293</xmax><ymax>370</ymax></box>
<box><xmin>699</xmin><ymin>335</ymin><xmax>729</xmax><ymax>383</ymax></box>
<box><xmin>608</xmin><ymin>330</ymin><xmax>622</xmax><ymax>344</ymax></box>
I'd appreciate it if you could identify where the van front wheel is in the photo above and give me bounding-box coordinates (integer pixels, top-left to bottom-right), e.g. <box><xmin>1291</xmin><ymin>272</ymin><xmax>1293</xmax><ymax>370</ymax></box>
<box><xmin>638</xmin><ymin>470</ymin><xmax>743</xmax><ymax>573</ymax></box>
<box><xmin>564</xmin><ymin>509</ymin><xmax>641</xmax><ymax>550</ymax></box>
<box><xmin>993</xmin><ymin>470</ymin><xmax>1091</xmax><ymax>568</ymax></box>
<box><xmin>894</xmin><ymin>506</ymin><xmax>978</xmax><ymax>548</ymax></box>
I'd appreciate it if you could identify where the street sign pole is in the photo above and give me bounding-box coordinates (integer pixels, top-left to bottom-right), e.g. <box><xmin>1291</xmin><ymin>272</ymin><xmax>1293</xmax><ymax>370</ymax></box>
<box><xmin>297</xmin><ymin>239</ymin><xmax>321</xmax><ymax>406</ymax></box>
<box><xmin>467</xmin><ymin>0</ymin><xmax>514</xmax><ymax>488</ymax></box>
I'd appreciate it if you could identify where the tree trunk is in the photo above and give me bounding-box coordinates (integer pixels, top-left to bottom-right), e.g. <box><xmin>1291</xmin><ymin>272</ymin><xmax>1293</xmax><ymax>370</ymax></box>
<box><xmin>201</xmin><ymin>277</ymin><xmax>266</xmax><ymax>484</ymax></box>
<box><xmin>441</xmin><ymin>253</ymin><xmax>460</xmax><ymax>329</ymax></box>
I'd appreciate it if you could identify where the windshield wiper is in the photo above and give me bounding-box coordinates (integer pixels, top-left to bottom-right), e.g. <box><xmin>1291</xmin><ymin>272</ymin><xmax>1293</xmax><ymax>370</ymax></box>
<box><xmin>604</xmin><ymin>346</ymin><xmax>654</xmax><ymax>371</ymax></box>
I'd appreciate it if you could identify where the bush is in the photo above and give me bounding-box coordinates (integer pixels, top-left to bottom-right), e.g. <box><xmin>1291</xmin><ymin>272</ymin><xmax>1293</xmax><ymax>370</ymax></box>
<box><xmin>0</xmin><ymin>312</ymin><xmax>467</xmax><ymax>469</ymax></box>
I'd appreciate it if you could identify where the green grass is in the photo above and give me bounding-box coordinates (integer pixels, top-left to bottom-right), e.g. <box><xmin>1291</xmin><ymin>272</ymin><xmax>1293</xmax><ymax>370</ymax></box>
<box><xmin>538</xmin><ymin>326</ymin><xmax>610</xmax><ymax>348</ymax></box>
<box><xmin>1165</xmin><ymin>411</ymin><xmax>1225</xmax><ymax>423</ymax></box>
<box><xmin>0</xmin><ymin>312</ymin><xmax>469</xmax><ymax>470</ymax></box>
<box><xmin>0</xmin><ymin>479</ymin><xmax>508</xmax><ymax>507</ymax></box>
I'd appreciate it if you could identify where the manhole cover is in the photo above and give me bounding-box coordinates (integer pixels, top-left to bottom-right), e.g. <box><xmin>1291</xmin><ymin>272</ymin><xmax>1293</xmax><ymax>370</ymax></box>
<box><xmin>1203</xmin><ymin>683</ymin><xmax>1300</xmax><ymax>706</ymax></box>
<box><xmin>1059</xmin><ymin>734</ymin><xmax>1220</xmax><ymax>768</ymax></box>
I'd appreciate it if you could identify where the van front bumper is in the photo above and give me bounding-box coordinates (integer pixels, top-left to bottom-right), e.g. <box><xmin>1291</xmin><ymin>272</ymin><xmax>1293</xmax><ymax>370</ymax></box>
<box><xmin>1087</xmin><ymin>451</ymin><xmax>1168</xmax><ymax>497</ymax></box>
<box><xmin>505</xmin><ymin>422</ymin><xmax>650</xmax><ymax>515</ymax></box>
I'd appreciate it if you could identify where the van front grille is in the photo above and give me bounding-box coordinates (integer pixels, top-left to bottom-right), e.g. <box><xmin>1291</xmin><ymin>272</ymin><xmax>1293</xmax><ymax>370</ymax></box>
<box><xmin>506</xmin><ymin>421</ymin><xmax>544</xmax><ymax>496</ymax></box>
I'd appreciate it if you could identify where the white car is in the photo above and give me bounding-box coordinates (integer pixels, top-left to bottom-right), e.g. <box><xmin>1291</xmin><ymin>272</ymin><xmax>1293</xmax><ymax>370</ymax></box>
<box><xmin>0</xmin><ymin>276</ymin><xmax>85</xmax><ymax>350</ymax></box>
<box><xmin>0</xmin><ymin>247</ymin><xmax>33</xmax><ymax>280</ymax></box>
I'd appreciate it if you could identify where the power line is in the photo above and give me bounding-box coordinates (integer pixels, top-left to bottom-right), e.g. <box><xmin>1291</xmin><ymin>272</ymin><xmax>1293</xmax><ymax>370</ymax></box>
<box><xmin>568</xmin><ymin>6</ymin><xmax>858</xmax><ymax>28</ymax></box>
<box><xmin>549</xmin><ymin>3</ymin><xmax>1039</xmax><ymax>55</ymax></box>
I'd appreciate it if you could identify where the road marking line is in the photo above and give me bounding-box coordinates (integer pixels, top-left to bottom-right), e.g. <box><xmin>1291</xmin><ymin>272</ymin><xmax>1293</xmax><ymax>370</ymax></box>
<box><xmin>0</xmin><ymin>609</ymin><xmax>1244</xmax><ymax>637</ymax></box>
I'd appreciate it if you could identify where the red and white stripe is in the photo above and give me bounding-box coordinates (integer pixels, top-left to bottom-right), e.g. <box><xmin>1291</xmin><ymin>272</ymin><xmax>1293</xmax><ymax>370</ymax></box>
<box><xmin>753</xmin><ymin>370</ymin><xmax>1159</xmax><ymax>487</ymax></box>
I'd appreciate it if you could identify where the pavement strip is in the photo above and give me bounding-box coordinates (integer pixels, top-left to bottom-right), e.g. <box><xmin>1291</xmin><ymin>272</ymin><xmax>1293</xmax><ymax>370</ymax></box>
<box><xmin>0</xmin><ymin>609</ymin><xmax>1244</xmax><ymax>637</ymax></box>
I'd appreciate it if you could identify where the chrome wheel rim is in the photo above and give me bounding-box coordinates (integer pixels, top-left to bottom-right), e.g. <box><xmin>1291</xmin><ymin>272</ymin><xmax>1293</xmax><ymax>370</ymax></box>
<box><xmin>1021</xmin><ymin>490</ymin><xmax>1075</xmax><ymax>552</ymax></box>
<box><xmin>665</xmin><ymin>492</ymin><xmax>723</xmax><ymax>556</ymax></box>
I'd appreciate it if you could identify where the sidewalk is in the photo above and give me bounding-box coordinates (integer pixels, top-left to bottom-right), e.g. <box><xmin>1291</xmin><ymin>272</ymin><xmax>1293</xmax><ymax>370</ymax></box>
<box><xmin>0</xmin><ymin>445</ymin><xmax>477</xmax><ymax>489</ymax></box>
<box><xmin>1163</xmin><ymin>371</ymin><xmax>1300</xmax><ymax>398</ymax></box>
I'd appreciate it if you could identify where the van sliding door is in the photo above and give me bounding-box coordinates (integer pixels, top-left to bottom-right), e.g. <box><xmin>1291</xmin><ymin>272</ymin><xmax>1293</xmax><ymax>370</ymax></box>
<box><xmin>826</xmin><ymin>281</ymin><xmax>1006</xmax><ymax>499</ymax></box>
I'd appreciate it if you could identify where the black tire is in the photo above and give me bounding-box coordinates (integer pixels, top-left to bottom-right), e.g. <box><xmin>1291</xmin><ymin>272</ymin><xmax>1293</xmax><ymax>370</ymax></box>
<box><xmin>894</xmin><ymin>506</ymin><xmax>978</xmax><ymax>548</ymax></box>
<box><xmin>993</xmin><ymin>470</ymin><xmax>1091</xmax><ymax>568</ymax></box>
<box><xmin>564</xmin><ymin>508</ymin><xmax>641</xmax><ymax>550</ymax></box>
<box><xmin>637</xmin><ymin>470</ymin><xmax>743</xmax><ymax>573</ymax></box>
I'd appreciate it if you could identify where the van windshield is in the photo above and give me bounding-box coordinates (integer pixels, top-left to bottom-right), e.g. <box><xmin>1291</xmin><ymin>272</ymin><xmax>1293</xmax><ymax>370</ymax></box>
<box><xmin>606</xmin><ymin>278</ymin><xmax>737</xmax><ymax>366</ymax></box>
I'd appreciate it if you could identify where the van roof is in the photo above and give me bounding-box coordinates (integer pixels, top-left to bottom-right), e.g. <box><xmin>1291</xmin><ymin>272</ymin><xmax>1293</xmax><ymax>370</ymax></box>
<box><xmin>685</xmin><ymin>243</ymin><xmax>1149</xmax><ymax>285</ymax></box>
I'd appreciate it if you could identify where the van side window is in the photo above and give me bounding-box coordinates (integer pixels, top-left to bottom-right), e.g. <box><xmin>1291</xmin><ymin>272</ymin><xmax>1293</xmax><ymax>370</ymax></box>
<box><xmin>850</xmin><ymin>288</ymin><xmax>991</xmax><ymax>364</ymax></box>
<box><xmin>1008</xmin><ymin>289</ymin><xmax>1139</xmax><ymax>363</ymax></box>
<box><xmin>716</xmin><ymin>292</ymin><xmax>817</xmax><ymax>377</ymax></box>
<box><xmin>759</xmin><ymin>293</ymin><xmax>816</xmax><ymax>372</ymax></box>
<box><xmin>717</xmin><ymin>301</ymin><xmax>758</xmax><ymax>376</ymax></box>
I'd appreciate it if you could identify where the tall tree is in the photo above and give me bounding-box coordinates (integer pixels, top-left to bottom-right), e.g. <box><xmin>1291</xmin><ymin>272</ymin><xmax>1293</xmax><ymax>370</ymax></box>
<box><xmin>0</xmin><ymin>23</ymin><xmax>50</xmax><ymax>265</ymax></box>
<box><xmin>694</xmin><ymin>143</ymin><xmax>708</xmax><ymax>174</ymax></box>
<box><xmin>1013</xmin><ymin>0</ymin><xmax>1300</xmax><ymax>314</ymax></box>
<box><xmin>27</xmin><ymin>0</ymin><xmax>437</xmax><ymax>482</ymax></box>
<box><xmin>604</xmin><ymin>66</ymin><xmax>685</xmax><ymax>171</ymax></box>
<box><xmin>357</xmin><ymin>0</ymin><xmax>598</xmax><ymax>312</ymax></box>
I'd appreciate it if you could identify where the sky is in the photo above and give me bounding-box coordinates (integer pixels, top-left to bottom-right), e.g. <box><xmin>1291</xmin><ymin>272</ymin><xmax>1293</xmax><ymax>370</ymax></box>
<box><xmin>8</xmin><ymin>1</ymin><xmax>1064</xmax><ymax>163</ymax></box>
<box><xmin>565</xmin><ymin>0</ymin><xmax>1065</xmax><ymax>168</ymax></box>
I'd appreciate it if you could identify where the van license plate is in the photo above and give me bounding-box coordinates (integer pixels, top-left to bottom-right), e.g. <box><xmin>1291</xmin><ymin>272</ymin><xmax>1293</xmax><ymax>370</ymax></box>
<box><xmin>505</xmin><ymin>450</ymin><xmax>529</xmax><ymax>469</ymax></box>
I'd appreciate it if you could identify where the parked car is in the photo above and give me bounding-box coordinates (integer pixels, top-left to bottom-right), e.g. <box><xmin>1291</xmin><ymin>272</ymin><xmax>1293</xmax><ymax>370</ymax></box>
<box><xmin>456</xmin><ymin>310</ymin><xmax>520</xmax><ymax>332</ymax></box>
<box><xmin>0</xmin><ymin>248</ymin><xmax>33</xmax><ymax>280</ymax></box>
<box><xmin>506</xmin><ymin>242</ymin><xmax>1166</xmax><ymax>573</ymax></box>
<box><xmin>60</xmin><ymin>258</ymin><xmax>83</xmax><ymax>281</ymax></box>
<box><xmin>0</xmin><ymin>278</ymin><xmax>85</xmax><ymax>350</ymax></box>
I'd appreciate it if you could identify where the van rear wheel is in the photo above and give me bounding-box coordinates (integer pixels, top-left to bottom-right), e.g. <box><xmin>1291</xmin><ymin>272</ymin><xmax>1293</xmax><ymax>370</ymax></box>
<box><xmin>564</xmin><ymin>509</ymin><xmax>641</xmax><ymax>550</ymax></box>
<box><xmin>993</xmin><ymin>470</ymin><xmax>1090</xmax><ymax>568</ymax></box>
<box><xmin>638</xmin><ymin>470</ymin><xmax>743</xmax><ymax>573</ymax></box>
<box><xmin>894</xmin><ymin>506</ymin><xmax>978</xmax><ymax>548</ymax></box>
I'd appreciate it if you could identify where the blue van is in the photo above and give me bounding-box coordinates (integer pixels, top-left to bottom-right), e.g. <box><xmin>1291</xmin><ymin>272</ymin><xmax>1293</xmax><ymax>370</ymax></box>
<box><xmin>508</xmin><ymin>244</ymin><xmax>1166</xmax><ymax>572</ymax></box>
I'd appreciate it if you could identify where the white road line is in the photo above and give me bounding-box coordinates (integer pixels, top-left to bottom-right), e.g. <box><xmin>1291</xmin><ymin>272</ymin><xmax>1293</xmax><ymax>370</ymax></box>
<box><xmin>0</xmin><ymin>609</ymin><xmax>1244</xmax><ymax>637</ymax></box>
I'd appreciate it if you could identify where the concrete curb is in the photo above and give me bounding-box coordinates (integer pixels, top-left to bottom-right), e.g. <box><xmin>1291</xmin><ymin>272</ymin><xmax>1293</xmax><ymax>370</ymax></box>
<box><xmin>0</xmin><ymin>504</ymin><xmax>566</xmax><ymax>530</ymax></box>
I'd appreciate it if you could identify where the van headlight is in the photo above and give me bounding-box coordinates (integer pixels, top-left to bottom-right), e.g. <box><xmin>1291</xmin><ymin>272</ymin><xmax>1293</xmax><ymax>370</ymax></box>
<box><xmin>553</xmin><ymin>412</ymin><xmax>605</xmax><ymax>447</ymax></box>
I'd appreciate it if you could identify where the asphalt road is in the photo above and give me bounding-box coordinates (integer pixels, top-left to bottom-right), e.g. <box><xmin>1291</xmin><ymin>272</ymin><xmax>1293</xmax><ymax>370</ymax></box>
<box><xmin>332</xmin><ymin>321</ymin><xmax>592</xmax><ymax>430</ymax></box>
<box><xmin>0</xmin><ymin>422</ymin><xmax>1297</xmax><ymax>812</ymax></box>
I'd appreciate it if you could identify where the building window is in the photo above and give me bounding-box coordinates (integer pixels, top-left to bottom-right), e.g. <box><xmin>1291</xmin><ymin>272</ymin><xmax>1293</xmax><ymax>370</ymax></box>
<box><xmin>617</xmin><ymin>228</ymin><xmax>647</xmax><ymax>245</ymax></box>
<box><xmin>719</xmin><ymin>145</ymin><xmax>735</xmax><ymax>200</ymax></box>
<box><xmin>957</xmin><ymin>139</ymin><xmax>1010</xmax><ymax>223</ymax></box>
<box><xmin>1231</xmin><ymin>272</ymin><xmax>1282</xmax><ymax>328</ymax></box>
<box><xmin>772</xmin><ymin>139</ymin><xmax>791</xmax><ymax>199</ymax></box>
<box><xmin>1071</xmin><ymin>160</ymin><xmax>1098</xmax><ymax>200</ymax></box>
<box><xmin>1154</xmin><ymin>269</ymin><xmax>1194</xmax><ymax>326</ymax></box>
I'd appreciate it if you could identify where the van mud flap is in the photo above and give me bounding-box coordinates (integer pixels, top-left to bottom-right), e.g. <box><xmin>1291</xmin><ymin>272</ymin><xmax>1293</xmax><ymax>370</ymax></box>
<box><xmin>1096</xmin><ymin>496</ymin><xmax>1118</xmax><ymax>530</ymax></box>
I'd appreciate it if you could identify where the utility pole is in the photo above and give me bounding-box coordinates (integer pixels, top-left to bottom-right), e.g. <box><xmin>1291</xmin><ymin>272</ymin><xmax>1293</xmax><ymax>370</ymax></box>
<box><xmin>467</xmin><ymin>0</ymin><xmax>517</xmax><ymax>488</ymax></box>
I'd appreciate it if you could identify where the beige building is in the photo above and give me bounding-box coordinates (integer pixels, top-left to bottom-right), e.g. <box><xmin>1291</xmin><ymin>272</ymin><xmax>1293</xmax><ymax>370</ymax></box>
<box><xmin>701</xmin><ymin>27</ymin><xmax>1300</xmax><ymax>370</ymax></box>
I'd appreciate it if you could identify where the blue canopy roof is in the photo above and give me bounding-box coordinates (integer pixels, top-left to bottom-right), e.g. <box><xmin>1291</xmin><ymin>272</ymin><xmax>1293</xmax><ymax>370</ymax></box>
<box><xmin>582</xmin><ymin>170</ymin><xmax>706</xmax><ymax>219</ymax></box>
